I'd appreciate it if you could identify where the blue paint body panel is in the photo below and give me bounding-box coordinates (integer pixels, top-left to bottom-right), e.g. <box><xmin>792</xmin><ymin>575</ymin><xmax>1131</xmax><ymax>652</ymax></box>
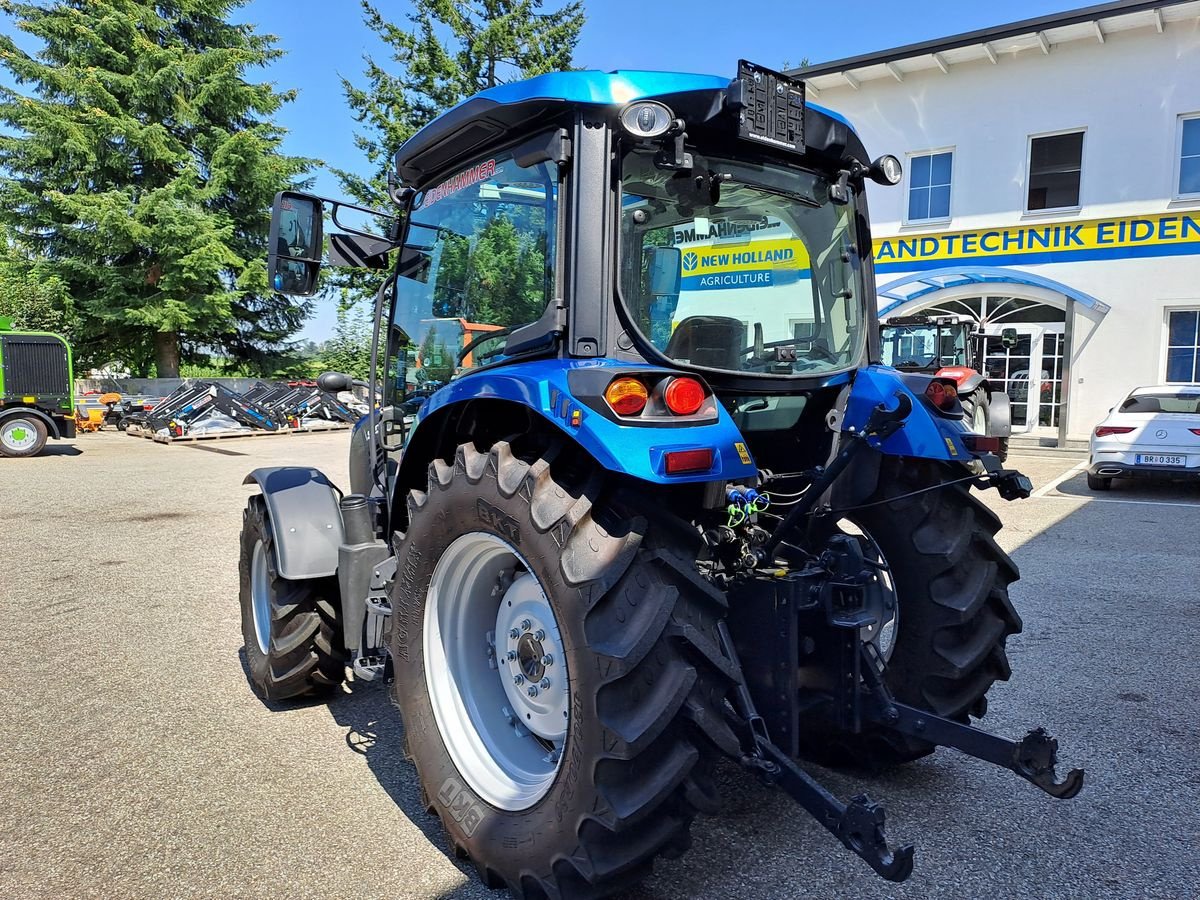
<box><xmin>842</xmin><ymin>366</ymin><xmax>973</xmax><ymax>461</ymax></box>
<box><xmin>397</xmin><ymin>70</ymin><xmax>860</xmax><ymax>175</ymax></box>
<box><xmin>406</xmin><ymin>358</ymin><xmax>759</xmax><ymax>484</ymax></box>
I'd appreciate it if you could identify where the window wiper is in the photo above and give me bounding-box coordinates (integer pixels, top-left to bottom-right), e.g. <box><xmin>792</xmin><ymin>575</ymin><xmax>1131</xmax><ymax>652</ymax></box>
<box><xmin>709</xmin><ymin>171</ymin><xmax>821</xmax><ymax>208</ymax></box>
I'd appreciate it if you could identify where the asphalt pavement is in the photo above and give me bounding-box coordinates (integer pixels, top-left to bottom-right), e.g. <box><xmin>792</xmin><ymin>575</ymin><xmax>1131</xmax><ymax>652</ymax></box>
<box><xmin>1</xmin><ymin>432</ymin><xmax>1197</xmax><ymax>899</ymax></box>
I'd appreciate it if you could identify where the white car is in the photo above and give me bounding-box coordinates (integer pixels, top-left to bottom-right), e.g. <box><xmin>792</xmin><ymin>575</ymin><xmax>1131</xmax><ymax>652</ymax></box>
<box><xmin>1087</xmin><ymin>385</ymin><xmax>1200</xmax><ymax>490</ymax></box>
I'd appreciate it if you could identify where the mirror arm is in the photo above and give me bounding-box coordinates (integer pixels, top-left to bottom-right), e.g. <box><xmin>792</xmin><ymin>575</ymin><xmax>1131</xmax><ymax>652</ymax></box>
<box><xmin>330</xmin><ymin>199</ymin><xmax>399</xmax><ymax>241</ymax></box>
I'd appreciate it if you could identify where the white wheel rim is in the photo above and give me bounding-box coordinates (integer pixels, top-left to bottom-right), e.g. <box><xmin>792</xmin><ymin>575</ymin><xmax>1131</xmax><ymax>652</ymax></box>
<box><xmin>250</xmin><ymin>540</ymin><xmax>272</xmax><ymax>655</ymax></box>
<box><xmin>972</xmin><ymin>402</ymin><xmax>987</xmax><ymax>434</ymax></box>
<box><xmin>836</xmin><ymin>520</ymin><xmax>899</xmax><ymax>660</ymax></box>
<box><xmin>1</xmin><ymin>419</ymin><xmax>37</xmax><ymax>452</ymax></box>
<box><xmin>424</xmin><ymin>532</ymin><xmax>569</xmax><ymax>811</ymax></box>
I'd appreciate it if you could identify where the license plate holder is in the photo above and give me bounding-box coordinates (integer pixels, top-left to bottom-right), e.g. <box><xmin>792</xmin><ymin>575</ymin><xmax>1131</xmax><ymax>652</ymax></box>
<box><xmin>1135</xmin><ymin>453</ymin><xmax>1185</xmax><ymax>466</ymax></box>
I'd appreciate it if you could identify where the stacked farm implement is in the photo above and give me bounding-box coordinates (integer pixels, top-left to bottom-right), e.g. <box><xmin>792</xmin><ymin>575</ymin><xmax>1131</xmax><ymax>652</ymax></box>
<box><xmin>124</xmin><ymin>380</ymin><xmax>363</xmax><ymax>442</ymax></box>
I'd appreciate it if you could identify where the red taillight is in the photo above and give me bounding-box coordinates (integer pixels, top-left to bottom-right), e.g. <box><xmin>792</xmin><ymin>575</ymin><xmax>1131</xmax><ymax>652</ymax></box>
<box><xmin>964</xmin><ymin>434</ymin><xmax>1001</xmax><ymax>454</ymax></box>
<box><xmin>604</xmin><ymin>377</ymin><xmax>648</xmax><ymax>416</ymax></box>
<box><xmin>664</xmin><ymin>448</ymin><xmax>713</xmax><ymax>475</ymax></box>
<box><xmin>925</xmin><ymin>379</ymin><xmax>958</xmax><ymax>410</ymax></box>
<box><xmin>1189</xmin><ymin>428</ymin><xmax>1200</xmax><ymax>436</ymax></box>
<box><xmin>1094</xmin><ymin>426</ymin><xmax>1135</xmax><ymax>437</ymax></box>
<box><xmin>663</xmin><ymin>377</ymin><xmax>706</xmax><ymax>416</ymax></box>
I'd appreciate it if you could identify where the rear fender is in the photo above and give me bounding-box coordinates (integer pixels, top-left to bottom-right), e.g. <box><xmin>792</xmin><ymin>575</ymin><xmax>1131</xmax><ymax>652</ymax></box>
<box><xmin>242</xmin><ymin>467</ymin><xmax>345</xmax><ymax>579</ymax></box>
<box><xmin>987</xmin><ymin>390</ymin><xmax>1012</xmax><ymax>438</ymax></box>
<box><xmin>402</xmin><ymin>358</ymin><xmax>758</xmax><ymax>486</ymax></box>
<box><xmin>0</xmin><ymin>405</ymin><xmax>64</xmax><ymax>439</ymax></box>
<box><xmin>843</xmin><ymin>366</ymin><xmax>973</xmax><ymax>461</ymax></box>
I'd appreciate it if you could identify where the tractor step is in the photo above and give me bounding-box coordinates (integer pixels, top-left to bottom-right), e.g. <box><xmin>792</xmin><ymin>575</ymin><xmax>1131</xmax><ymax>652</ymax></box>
<box><xmin>351</xmin><ymin>655</ymin><xmax>387</xmax><ymax>681</ymax></box>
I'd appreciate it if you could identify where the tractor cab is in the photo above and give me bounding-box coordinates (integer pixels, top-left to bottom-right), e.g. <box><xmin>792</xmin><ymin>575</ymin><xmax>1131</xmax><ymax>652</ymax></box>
<box><xmin>243</xmin><ymin>61</ymin><xmax>1078</xmax><ymax>898</ymax></box>
<box><xmin>880</xmin><ymin>314</ymin><xmax>977</xmax><ymax>373</ymax></box>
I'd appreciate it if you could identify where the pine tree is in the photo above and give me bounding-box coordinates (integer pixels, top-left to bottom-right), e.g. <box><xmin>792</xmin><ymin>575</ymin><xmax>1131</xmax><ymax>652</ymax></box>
<box><xmin>0</xmin><ymin>0</ymin><xmax>314</xmax><ymax>376</ymax></box>
<box><xmin>336</xmin><ymin>0</ymin><xmax>585</xmax><ymax>211</ymax></box>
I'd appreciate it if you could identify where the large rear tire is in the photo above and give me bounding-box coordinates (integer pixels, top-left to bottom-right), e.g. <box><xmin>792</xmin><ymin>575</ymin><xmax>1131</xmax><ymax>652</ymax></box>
<box><xmin>797</xmin><ymin>458</ymin><xmax>1022</xmax><ymax>769</ymax></box>
<box><xmin>390</xmin><ymin>437</ymin><xmax>737</xmax><ymax>898</ymax></box>
<box><xmin>237</xmin><ymin>495</ymin><xmax>344</xmax><ymax>700</ymax></box>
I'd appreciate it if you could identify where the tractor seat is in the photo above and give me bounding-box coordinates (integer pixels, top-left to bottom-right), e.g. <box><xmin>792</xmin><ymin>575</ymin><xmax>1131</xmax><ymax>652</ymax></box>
<box><xmin>664</xmin><ymin>316</ymin><xmax>745</xmax><ymax>370</ymax></box>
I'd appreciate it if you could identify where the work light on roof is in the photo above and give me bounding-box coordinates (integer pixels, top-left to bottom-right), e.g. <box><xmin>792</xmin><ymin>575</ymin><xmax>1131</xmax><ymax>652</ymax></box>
<box><xmin>619</xmin><ymin>101</ymin><xmax>674</xmax><ymax>139</ymax></box>
<box><xmin>871</xmin><ymin>154</ymin><xmax>903</xmax><ymax>186</ymax></box>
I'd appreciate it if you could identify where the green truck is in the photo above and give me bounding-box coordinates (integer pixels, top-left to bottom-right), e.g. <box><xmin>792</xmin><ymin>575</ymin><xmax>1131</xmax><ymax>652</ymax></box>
<box><xmin>0</xmin><ymin>317</ymin><xmax>75</xmax><ymax>457</ymax></box>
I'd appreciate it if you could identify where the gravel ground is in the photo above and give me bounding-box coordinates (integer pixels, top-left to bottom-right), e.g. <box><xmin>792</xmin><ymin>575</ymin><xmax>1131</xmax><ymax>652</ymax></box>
<box><xmin>1</xmin><ymin>432</ymin><xmax>1197</xmax><ymax>899</ymax></box>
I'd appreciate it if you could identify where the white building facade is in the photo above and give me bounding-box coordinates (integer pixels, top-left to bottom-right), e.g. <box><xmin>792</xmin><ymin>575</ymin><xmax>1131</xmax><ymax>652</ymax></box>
<box><xmin>797</xmin><ymin>0</ymin><xmax>1200</xmax><ymax>442</ymax></box>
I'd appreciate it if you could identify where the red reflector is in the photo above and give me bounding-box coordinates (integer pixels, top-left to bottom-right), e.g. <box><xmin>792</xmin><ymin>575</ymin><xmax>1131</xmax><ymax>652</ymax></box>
<box><xmin>925</xmin><ymin>379</ymin><xmax>958</xmax><ymax>410</ymax></box>
<box><xmin>1094</xmin><ymin>426</ymin><xmax>1135</xmax><ymax>437</ymax></box>
<box><xmin>663</xmin><ymin>377</ymin><xmax>706</xmax><ymax>415</ymax></box>
<box><xmin>664</xmin><ymin>448</ymin><xmax>713</xmax><ymax>475</ymax></box>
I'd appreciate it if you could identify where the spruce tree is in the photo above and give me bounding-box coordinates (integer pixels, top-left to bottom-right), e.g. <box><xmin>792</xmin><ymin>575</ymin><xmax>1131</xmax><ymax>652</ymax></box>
<box><xmin>337</xmin><ymin>0</ymin><xmax>585</xmax><ymax>210</ymax></box>
<box><xmin>0</xmin><ymin>0</ymin><xmax>314</xmax><ymax>376</ymax></box>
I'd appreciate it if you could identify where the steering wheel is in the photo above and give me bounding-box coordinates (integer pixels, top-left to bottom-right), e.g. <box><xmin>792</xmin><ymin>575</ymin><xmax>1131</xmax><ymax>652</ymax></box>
<box><xmin>740</xmin><ymin>337</ymin><xmax>840</xmax><ymax>366</ymax></box>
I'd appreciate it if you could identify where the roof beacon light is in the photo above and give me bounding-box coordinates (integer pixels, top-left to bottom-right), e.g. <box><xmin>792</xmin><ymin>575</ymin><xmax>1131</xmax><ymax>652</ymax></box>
<box><xmin>870</xmin><ymin>155</ymin><xmax>903</xmax><ymax>186</ymax></box>
<box><xmin>620</xmin><ymin>101</ymin><xmax>674</xmax><ymax>139</ymax></box>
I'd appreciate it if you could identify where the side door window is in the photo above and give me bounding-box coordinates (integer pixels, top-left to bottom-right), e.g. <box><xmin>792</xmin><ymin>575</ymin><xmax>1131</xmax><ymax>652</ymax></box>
<box><xmin>387</xmin><ymin>153</ymin><xmax>558</xmax><ymax>406</ymax></box>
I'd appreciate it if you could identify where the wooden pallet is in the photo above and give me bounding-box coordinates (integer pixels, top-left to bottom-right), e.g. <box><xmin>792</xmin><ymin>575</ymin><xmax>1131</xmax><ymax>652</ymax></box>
<box><xmin>125</xmin><ymin>422</ymin><xmax>352</xmax><ymax>444</ymax></box>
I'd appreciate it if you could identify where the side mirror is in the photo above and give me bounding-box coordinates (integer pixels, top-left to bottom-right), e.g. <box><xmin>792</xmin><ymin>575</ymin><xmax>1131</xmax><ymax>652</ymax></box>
<box><xmin>317</xmin><ymin>371</ymin><xmax>352</xmax><ymax>393</ymax></box>
<box><xmin>643</xmin><ymin>246</ymin><xmax>681</xmax><ymax>349</ymax></box>
<box><xmin>268</xmin><ymin>191</ymin><xmax>324</xmax><ymax>296</ymax></box>
<box><xmin>1000</xmin><ymin>327</ymin><xmax>1019</xmax><ymax>348</ymax></box>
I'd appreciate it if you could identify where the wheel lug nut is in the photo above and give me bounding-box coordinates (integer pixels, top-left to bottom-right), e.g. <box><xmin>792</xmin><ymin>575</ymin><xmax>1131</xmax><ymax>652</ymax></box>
<box><xmin>506</xmin><ymin>650</ymin><xmax>517</xmax><ymax>661</ymax></box>
<box><xmin>513</xmin><ymin>674</ymin><xmax>524</xmax><ymax>685</ymax></box>
<box><xmin>509</xmin><ymin>628</ymin><xmax>520</xmax><ymax>639</ymax></box>
<box><xmin>527</xmin><ymin>685</ymin><xmax>539</xmax><ymax>698</ymax></box>
<box><xmin>520</xmin><ymin>619</ymin><xmax>532</xmax><ymax>631</ymax></box>
<box><xmin>541</xmin><ymin>654</ymin><xmax>553</xmax><ymax>667</ymax></box>
<box><xmin>540</xmin><ymin>677</ymin><xmax>551</xmax><ymax>690</ymax></box>
<box><xmin>534</xmin><ymin>629</ymin><xmax>545</xmax><ymax>641</ymax></box>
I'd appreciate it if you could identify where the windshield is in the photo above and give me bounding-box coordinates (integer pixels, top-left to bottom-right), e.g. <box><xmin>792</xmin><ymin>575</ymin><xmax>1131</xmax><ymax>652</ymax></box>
<box><xmin>880</xmin><ymin>324</ymin><xmax>968</xmax><ymax>369</ymax></box>
<box><xmin>618</xmin><ymin>147</ymin><xmax>866</xmax><ymax>376</ymax></box>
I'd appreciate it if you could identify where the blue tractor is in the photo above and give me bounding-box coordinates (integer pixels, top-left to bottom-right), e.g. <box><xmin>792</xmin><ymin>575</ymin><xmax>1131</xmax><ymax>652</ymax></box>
<box><xmin>240</xmin><ymin>63</ymin><xmax>1082</xmax><ymax>896</ymax></box>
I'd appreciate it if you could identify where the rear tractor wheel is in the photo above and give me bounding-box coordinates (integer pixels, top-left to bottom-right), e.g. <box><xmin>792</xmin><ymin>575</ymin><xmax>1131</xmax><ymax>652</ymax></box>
<box><xmin>797</xmin><ymin>458</ymin><xmax>1023</xmax><ymax>770</ymax></box>
<box><xmin>237</xmin><ymin>495</ymin><xmax>344</xmax><ymax>700</ymax></box>
<box><xmin>961</xmin><ymin>388</ymin><xmax>1008</xmax><ymax>463</ymax></box>
<box><xmin>391</xmin><ymin>438</ymin><xmax>738</xmax><ymax>898</ymax></box>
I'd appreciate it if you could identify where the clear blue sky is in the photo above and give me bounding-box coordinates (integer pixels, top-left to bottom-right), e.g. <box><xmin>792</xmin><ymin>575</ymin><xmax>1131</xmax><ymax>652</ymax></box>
<box><xmin>4</xmin><ymin>0</ymin><xmax>1089</xmax><ymax>342</ymax></box>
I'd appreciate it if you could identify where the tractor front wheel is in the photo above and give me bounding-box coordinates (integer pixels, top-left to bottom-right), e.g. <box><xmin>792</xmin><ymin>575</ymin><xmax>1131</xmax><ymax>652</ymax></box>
<box><xmin>237</xmin><ymin>496</ymin><xmax>344</xmax><ymax>700</ymax></box>
<box><xmin>797</xmin><ymin>457</ymin><xmax>1022</xmax><ymax>769</ymax></box>
<box><xmin>391</xmin><ymin>438</ymin><xmax>737</xmax><ymax>898</ymax></box>
<box><xmin>961</xmin><ymin>388</ymin><xmax>1009</xmax><ymax>462</ymax></box>
<box><xmin>0</xmin><ymin>415</ymin><xmax>48</xmax><ymax>458</ymax></box>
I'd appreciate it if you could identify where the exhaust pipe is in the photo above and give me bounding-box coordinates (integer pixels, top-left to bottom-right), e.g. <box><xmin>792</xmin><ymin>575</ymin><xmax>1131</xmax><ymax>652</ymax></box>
<box><xmin>1097</xmin><ymin>467</ymin><xmax>1123</xmax><ymax>476</ymax></box>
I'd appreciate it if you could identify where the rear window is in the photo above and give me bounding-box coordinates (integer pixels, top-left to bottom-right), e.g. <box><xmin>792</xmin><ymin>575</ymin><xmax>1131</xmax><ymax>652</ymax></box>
<box><xmin>1120</xmin><ymin>392</ymin><xmax>1200</xmax><ymax>413</ymax></box>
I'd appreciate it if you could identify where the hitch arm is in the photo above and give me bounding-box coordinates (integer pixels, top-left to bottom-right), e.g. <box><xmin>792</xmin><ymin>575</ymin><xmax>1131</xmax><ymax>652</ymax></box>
<box><xmin>874</xmin><ymin>704</ymin><xmax>1084</xmax><ymax>799</ymax></box>
<box><xmin>754</xmin><ymin>737</ymin><xmax>915</xmax><ymax>882</ymax></box>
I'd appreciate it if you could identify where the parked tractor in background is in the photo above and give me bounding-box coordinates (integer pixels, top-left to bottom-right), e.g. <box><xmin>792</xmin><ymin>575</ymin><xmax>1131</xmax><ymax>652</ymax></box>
<box><xmin>879</xmin><ymin>313</ymin><xmax>1014</xmax><ymax>460</ymax></box>
<box><xmin>0</xmin><ymin>317</ymin><xmax>76</xmax><ymax>458</ymax></box>
<box><xmin>237</xmin><ymin>63</ymin><xmax>1082</xmax><ymax>897</ymax></box>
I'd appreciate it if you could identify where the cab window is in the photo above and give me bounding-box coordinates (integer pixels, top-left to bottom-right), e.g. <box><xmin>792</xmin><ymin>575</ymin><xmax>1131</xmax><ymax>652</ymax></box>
<box><xmin>387</xmin><ymin>153</ymin><xmax>557</xmax><ymax>402</ymax></box>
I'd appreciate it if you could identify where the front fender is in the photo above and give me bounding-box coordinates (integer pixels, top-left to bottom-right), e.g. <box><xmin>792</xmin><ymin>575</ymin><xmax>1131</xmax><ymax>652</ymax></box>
<box><xmin>243</xmin><ymin>467</ymin><xmax>345</xmax><ymax>579</ymax></box>
<box><xmin>407</xmin><ymin>359</ymin><xmax>759</xmax><ymax>484</ymax></box>
<box><xmin>843</xmin><ymin>366</ymin><xmax>973</xmax><ymax>461</ymax></box>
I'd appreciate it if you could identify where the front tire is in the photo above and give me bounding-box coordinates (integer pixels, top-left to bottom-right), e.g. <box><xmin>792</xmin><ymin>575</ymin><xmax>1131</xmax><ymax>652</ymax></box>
<box><xmin>0</xmin><ymin>415</ymin><xmax>48</xmax><ymax>458</ymax></box>
<box><xmin>797</xmin><ymin>458</ymin><xmax>1022</xmax><ymax>769</ymax></box>
<box><xmin>391</xmin><ymin>438</ymin><xmax>737</xmax><ymax>898</ymax></box>
<box><xmin>237</xmin><ymin>495</ymin><xmax>344</xmax><ymax>700</ymax></box>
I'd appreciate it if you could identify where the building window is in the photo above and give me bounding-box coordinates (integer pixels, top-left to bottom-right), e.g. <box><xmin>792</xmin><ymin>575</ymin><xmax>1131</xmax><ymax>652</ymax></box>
<box><xmin>1179</xmin><ymin>115</ymin><xmax>1200</xmax><ymax>198</ymax></box>
<box><xmin>1026</xmin><ymin>131</ymin><xmax>1083</xmax><ymax>211</ymax></box>
<box><xmin>907</xmin><ymin>151</ymin><xmax>952</xmax><ymax>221</ymax></box>
<box><xmin>1166</xmin><ymin>310</ymin><xmax>1200</xmax><ymax>383</ymax></box>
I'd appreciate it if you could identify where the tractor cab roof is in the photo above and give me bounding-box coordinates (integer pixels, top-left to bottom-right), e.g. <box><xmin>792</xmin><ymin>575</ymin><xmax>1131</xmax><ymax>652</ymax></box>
<box><xmin>393</xmin><ymin>69</ymin><xmax>868</xmax><ymax>188</ymax></box>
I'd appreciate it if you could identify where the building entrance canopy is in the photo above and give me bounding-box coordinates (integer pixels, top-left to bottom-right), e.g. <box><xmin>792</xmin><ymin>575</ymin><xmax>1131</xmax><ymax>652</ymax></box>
<box><xmin>877</xmin><ymin>265</ymin><xmax>1111</xmax><ymax>318</ymax></box>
